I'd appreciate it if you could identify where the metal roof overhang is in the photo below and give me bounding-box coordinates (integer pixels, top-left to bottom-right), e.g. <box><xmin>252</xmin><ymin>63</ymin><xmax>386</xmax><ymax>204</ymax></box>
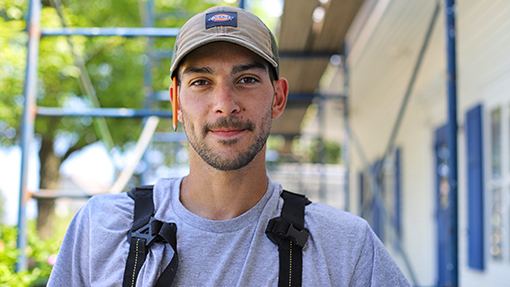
<box><xmin>271</xmin><ymin>0</ymin><xmax>364</xmax><ymax>138</ymax></box>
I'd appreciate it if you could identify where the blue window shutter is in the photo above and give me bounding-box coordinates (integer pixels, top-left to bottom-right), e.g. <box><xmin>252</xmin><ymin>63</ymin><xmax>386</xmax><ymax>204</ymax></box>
<box><xmin>465</xmin><ymin>104</ymin><xmax>485</xmax><ymax>270</ymax></box>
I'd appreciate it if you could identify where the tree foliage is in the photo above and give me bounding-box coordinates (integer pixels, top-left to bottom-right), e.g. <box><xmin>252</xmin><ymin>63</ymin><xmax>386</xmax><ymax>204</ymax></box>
<box><xmin>1</xmin><ymin>0</ymin><xmax>239</xmax><ymax>152</ymax></box>
<box><xmin>292</xmin><ymin>136</ymin><xmax>342</xmax><ymax>164</ymax></box>
<box><xmin>0</xmin><ymin>0</ymin><xmax>27</xmax><ymax>146</ymax></box>
<box><xmin>0</xmin><ymin>221</ymin><xmax>62</xmax><ymax>286</ymax></box>
<box><xmin>0</xmin><ymin>0</ymin><xmax>236</xmax><ymax>236</ymax></box>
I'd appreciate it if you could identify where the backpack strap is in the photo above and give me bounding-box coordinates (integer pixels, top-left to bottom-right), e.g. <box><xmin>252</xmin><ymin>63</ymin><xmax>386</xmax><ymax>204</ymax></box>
<box><xmin>123</xmin><ymin>187</ymin><xmax>309</xmax><ymax>287</ymax></box>
<box><xmin>265</xmin><ymin>190</ymin><xmax>311</xmax><ymax>287</ymax></box>
<box><xmin>123</xmin><ymin>185</ymin><xmax>178</xmax><ymax>287</ymax></box>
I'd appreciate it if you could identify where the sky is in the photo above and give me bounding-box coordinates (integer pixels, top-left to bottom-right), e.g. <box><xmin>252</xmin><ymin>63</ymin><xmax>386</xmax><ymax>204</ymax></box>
<box><xmin>0</xmin><ymin>142</ymin><xmax>115</xmax><ymax>225</ymax></box>
<box><xmin>0</xmin><ymin>145</ymin><xmax>39</xmax><ymax>225</ymax></box>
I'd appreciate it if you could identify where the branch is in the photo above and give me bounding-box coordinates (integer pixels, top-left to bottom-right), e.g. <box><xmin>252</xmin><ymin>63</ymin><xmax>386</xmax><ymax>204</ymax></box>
<box><xmin>61</xmin><ymin>141</ymin><xmax>87</xmax><ymax>162</ymax></box>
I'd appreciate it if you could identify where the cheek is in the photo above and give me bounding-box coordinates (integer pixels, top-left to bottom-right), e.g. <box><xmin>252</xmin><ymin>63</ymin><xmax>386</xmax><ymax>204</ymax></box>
<box><xmin>180</xmin><ymin>99</ymin><xmax>211</xmax><ymax>131</ymax></box>
<box><xmin>180</xmin><ymin>97</ymin><xmax>208</xmax><ymax>117</ymax></box>
<box><xmin>250</xmin><ymin>91</ymin><xmax>274</xmax><ymax>109</ymax></box>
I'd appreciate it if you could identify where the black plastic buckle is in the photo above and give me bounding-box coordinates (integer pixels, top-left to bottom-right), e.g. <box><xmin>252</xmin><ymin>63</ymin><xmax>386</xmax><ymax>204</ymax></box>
<box><xmin>265</xmin><ymin>217</ymin><xmax>309</xmax><ymax>248</ymax></box>
<box><xmin>129</xmin><ymin>217</ymin><xmax>163</xmax><ymax>247</ymax></box>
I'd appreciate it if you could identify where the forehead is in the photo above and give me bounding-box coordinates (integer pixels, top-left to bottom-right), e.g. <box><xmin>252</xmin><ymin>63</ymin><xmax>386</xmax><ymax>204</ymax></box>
<box><xmin>178</xmin><ymin>42</ymin><xmax>268</xmax><ymax>75</ymax></box>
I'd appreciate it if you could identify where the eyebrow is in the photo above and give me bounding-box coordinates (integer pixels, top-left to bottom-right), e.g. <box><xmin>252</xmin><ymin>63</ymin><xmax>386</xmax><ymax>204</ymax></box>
<box><xmin>231</xmin><ymin>62</ymin><xmax>268</xmax><ymax>76</ymax></box>
<box><xmin>182</xmin><ymin>66</ymin><xmax>214</xmax><ymax>76</ymax></box>
<box><xmin>181</xmin><ymin>62</ymin><xmax>268</xmax><ymax>77</ymax></box>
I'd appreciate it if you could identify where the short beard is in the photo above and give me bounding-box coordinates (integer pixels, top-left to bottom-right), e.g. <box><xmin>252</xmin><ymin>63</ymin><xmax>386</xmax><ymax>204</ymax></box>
<box><xmin>184</xmin><ymin>110</ymin><xmax>272</xmax><ymax>171</ymax></box>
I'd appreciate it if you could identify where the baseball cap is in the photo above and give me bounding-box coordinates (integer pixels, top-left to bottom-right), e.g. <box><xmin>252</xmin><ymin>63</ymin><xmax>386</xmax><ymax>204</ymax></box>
<box><xmin>170</xmin><ymin>6</ymin><xmax>279</xmax><ymax>79</ymax></box>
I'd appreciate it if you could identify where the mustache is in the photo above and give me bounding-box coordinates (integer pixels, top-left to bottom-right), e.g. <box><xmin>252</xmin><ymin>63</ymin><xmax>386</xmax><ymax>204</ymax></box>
<box><xmin>203</xmin><ymin>117</ymin><xmax>255</xmax><ymax>134</ymax></box>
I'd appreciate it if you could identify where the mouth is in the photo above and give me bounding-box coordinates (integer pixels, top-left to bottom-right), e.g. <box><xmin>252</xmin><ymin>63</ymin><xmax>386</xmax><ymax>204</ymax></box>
<box><xmin>204</xmin><ymin>117</ymin><xmax>255</xmax><ymax>139</ymax></box>
<box><xmin>209</xmin><ymin>128</ymin><xmax>247</xmax><ymax>138</ymax></box>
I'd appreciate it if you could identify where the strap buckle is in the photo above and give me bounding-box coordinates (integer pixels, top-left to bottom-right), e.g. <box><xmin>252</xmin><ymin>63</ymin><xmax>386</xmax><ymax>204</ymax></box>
<box><xmin>129</xmin><ymin>217</ymin><xmax>164</xmax><ymax>247</ymax></box>
<box><xmin>265</xmin><ymin>217</ymin><xmax>309</xmax><ymax>248</ymax></box>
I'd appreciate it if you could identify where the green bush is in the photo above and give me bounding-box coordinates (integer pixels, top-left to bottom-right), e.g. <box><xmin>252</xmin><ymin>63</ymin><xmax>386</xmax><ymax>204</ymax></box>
<box><xmin>0</xmin><ymin>221</ymin><xmax>61</xmax><ymax>287</ymax></box>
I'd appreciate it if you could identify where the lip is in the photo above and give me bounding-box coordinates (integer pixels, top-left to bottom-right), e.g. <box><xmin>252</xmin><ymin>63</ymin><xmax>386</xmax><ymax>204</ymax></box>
<box><xmin>209</xmin><ymin>128</ymin><xmax>247</xmax><ymax>138</ymax></box>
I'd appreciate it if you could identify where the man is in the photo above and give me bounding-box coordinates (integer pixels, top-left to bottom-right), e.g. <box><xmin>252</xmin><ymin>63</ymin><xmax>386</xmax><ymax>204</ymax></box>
<box><xmin>48</xmin><ymin>6</ymin><xmax>410</xmax><ymax>286</ymax></box>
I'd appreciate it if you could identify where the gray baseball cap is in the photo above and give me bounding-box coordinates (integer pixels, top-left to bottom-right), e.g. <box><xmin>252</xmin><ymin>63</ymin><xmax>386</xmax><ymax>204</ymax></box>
<box><xmin>170</xmin><ymin>6</ymin><xmax>279</xmax><ymax>79</ymax></box>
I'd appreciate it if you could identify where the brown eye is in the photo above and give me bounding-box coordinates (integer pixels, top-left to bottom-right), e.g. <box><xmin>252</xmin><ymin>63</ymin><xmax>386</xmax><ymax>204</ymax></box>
<box><xmin>191</xmin><ymin>79</ymin><xmax>209</xmax><ymax>86</ymax></box>
<box><xmin>239</xmin><ymin>77</ymin><xmax>257</xmax><ymax>84</ymax></box>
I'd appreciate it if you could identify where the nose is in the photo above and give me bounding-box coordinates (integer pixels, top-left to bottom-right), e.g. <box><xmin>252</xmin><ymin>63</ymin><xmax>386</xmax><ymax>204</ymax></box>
<box><xmin>212</xmin><ymin>81</ymin><xmax>241</xmax><ymax>116</ymax></box>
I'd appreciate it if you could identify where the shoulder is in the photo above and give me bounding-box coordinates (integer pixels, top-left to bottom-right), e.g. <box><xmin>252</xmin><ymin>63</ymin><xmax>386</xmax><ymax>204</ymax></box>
<box><xmin>304</xmin><ymin>202</ymin><xmax>374</xmax><ymax>257</ymax></box>
<box><xmin>88</xmin><ymin>192</ymin><xmax>132</xmax><ymax>206</ymax></box>
<box><xmin>303</xmin><ymin>202</ymin><xmax>410</xmax><ymax>285</ymax></box>
<box><xmin>77</xmin><ymin>192</ymin><xmax>134</xmax><ymax>231</ymax></box>
<box><xmin>305</xmin><ymin>202</ymin><xmax>370</xmax><ymax>235</ymax></box>
<box><xmin>48</xmin><ymin>193</ymin><xmax>134</xmax><ymax>286</ymax></box>
<box><xmin>86</xmin><ymin>192</ymin><xmax>133</xmax><ymax>215</ymax></box>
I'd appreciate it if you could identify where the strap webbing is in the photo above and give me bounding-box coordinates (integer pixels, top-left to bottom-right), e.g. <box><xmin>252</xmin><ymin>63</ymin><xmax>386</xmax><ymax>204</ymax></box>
<box><xmin>154</xmin><ymin>223</ymin><xmax>178</xmax><ymax>287</ymax></box>
<box><xmin>123</xmin><ymin>237</ymin><xmax>148</xmax><ymax>287</ymax></box>
<box><xmin>279</xmin><ymin>191</ymin><xmax>308</xmax><ymax>287</ymax></box>
<box><xmin>266</xmin><ymin>190</ymin><xmax>311</xmax><ymax>287</ymax></box>
<box><xmin>132</xmin><ymin>185</ymin><xmax>154</xmax><ymax>231</ymax></box>
<box><xmin>124</xmin><ymin>186</ymin><xmax>309</xmax><ymax>287</ymax></box>
<box><xmin>123</xmin><ymin>186</ymin><xmax>178</xmax><ymax>287</ymax></box>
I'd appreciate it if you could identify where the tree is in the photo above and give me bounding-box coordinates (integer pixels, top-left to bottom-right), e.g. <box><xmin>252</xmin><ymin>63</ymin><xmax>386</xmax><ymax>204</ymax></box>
<box><xmin>0</xmin><ymin>0</ymin><xmax>229</xmax><ymax>237</ymax></box>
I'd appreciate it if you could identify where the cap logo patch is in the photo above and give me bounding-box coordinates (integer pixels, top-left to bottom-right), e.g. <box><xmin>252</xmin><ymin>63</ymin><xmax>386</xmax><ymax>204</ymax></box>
<box><xmin>206</xmin><ymin>12</ymin><xmax>237</xmax><ymax>29</ymax></box>
<box><xmin>210</xmin><ymin>14</ymin><xmax>233</xmax><ymax>22</ymax></box>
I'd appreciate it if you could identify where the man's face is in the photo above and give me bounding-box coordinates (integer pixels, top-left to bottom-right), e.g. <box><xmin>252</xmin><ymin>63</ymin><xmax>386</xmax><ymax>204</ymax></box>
<box><xmin>175</xmin><ymin>42</ymin><xmax>286</xmax><ymax>171</ymax></box>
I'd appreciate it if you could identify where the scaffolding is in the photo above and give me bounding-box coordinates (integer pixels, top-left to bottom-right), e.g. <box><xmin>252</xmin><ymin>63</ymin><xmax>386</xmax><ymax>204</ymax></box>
<box><xmin>15</xmin><ymin>0</ymin><xmax>191</xmax><ymax>271</ymax></box>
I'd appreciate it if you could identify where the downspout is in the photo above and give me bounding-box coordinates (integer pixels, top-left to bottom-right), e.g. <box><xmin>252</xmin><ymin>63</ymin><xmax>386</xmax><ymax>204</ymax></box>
<box><xmin>445</xmin><ymin>0</ymin><xmax>459</xmax><ymax>285</ymax></box>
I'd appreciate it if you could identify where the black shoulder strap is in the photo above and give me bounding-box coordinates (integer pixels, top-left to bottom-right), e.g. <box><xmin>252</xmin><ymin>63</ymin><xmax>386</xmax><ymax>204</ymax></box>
<box><xmin>124</xmin><ymin>187</ymin><xmax>309</xmax><ymax>287</ymax></box>
<box><xmin>123</xmin><ymin>185</ymin><xmax>178</xmax><ymax>287</ymax></box>
<box><xmin>265</xmin><ymin>190</ymin><xmax>311</xmax><ymax>287</ymax></box>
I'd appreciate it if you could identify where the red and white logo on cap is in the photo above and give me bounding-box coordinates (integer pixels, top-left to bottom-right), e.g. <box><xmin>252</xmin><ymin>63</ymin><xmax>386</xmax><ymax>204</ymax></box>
<box><xmin>210</xmin><ymin>14</ymin><xmax>234</xmax><ymax>22</ymax></box>
<box><xmin>206</xmin><ymin>11</ymin><xmax>237</xmax><ymax>29</ymax></box>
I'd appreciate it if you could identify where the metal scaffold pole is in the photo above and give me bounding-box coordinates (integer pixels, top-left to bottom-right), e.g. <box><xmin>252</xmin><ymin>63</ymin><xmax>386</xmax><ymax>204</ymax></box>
<box><xmin>17</xmin><ymin>0</ymin><xmax>41</xmax><ymax>272</ymax></box>
<box><xmin>341</xmin><ymin>52</ymin><xmax>350</xmax><ymax>212</ymax></box>
<box><xmin>238</xmin><ymin>0</ymin><xmax>245</xmax><ymax>9</ymax></box>
<box><xmin>445</xmin><ymin>0</ymin><xmax>459</xmax><ymax>285</ymax></box>
<box><xmin>15</xmin><ymin>0</ymin><xmax>180</xmax><ymax>272</ymax></box>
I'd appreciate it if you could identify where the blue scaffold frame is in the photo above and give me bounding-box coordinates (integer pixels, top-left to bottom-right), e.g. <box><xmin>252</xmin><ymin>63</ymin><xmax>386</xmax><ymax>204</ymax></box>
<box><xmin>16</xmin><ymin>0</ymin><xmax>183</xmax><ymax>272</ymax></box>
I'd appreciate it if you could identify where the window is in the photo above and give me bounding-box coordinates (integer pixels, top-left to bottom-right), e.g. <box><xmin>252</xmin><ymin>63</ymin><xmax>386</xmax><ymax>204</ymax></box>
<box><xmin>487</xmin><ymin>104</ymin><xmax>510</xmax><ymax>263</ymax></box>
<box><xmin>491</xmin><ymin>186</ymin><xmax>503</xmax><ymax>260</ymax></box>
<box><xmin>491</xmin><ymin>108</ymin><xmax>501</xmax><ymax>180</ymax></box>
<box><xmin>489</xmin><ymin>107</ymin><xmax>503</xmax><ymax>260</ymax></box>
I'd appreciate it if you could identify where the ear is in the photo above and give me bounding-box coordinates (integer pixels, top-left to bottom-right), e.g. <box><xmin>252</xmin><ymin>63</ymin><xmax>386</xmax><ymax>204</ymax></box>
<box><xmin>169</xmin><ymin>84</ymin><xmax>183</xmax><ymax>122</ymax></box>
<box><xmin>271</xmin><ymin>77</ymin><xmax>288</xmax><ymax>119</ymax></box>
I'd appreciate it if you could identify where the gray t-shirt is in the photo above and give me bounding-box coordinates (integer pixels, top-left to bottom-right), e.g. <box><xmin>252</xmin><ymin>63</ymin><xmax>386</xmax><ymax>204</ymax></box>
<box><xmin>48</xmin><ymin>177</ymin><xmax>410</xmax><ymax>286</ymax></box>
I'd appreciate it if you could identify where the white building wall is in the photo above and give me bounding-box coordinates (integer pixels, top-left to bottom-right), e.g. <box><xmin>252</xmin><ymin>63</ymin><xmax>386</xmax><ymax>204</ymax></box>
<box><xmin>325</xmin><ymin>0</ymin><xmax>510</xmax><ymax>285</ymax></box>
<box><xmin>457</xmin><ymin>0</ymin><xmax>510</xmax><ymax>286</ymax></box>
<box><xmin>398</xmin><ymin>105</ymin><xmax>438</xmax><ymax>285</ymax></box>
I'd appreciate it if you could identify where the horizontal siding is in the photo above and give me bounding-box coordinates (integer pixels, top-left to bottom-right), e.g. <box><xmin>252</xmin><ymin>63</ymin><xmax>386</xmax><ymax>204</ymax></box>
<box><xmin>341</xmin><ymin>0</ymin><xmax>510</xmax><ymax>285</ymax></box>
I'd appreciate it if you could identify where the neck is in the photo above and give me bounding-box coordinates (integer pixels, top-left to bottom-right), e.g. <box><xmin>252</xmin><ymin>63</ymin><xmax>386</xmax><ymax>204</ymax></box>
<box><xmin>180</xmin><ymin>147</ymin><xmax>269</xmax><ymax>220</ymax></box>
